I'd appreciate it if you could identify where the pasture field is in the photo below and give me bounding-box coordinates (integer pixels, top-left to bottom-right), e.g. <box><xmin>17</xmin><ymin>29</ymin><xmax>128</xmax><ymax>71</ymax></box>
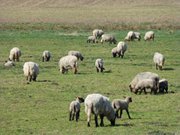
<box><xmin>0</xmin><ymin>29</ymin><xmax>180</xmax><ymax>135</ymax></box>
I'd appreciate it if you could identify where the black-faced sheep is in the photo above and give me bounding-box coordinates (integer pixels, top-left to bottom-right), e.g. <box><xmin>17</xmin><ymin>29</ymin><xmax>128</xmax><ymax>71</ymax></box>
<box><xmin>112</xmin><ymin>96</ymin><xmax>132</xmax><ymax>119</ymax></box>
<box><xmin>159</xmin><ymin>79</ymin><xmax>168</xmax><ymax>93</ymax></box>
<box><xmin>153</xmin><ymin>52</ymin><xmax>165</xmax><ymax>70</ymax></box>
<box><xmin>68</xmin><ymin>50</ymin><xmax>84</xmax><ymax>61</ymax></box>
<box><xmin>9</xmin><ymin>47</ymin><xmax>21</xmax><ymax>62</ymax></box>
<box><xmin>101</xmin><ymin>34</ymin><xmax>117</xmax><ymax>44</ymax></box>
<box><xmin>92</xmin><ymin>29</ymin><xmax>104</xmax><ymax>39</ymax></box>
<box><xmin>69</xmin><ymin>97</ymin><xmax>84</xmax><ymax>122</ymax></box>
<box><xmin>144</xmin><ymin>31</ymin><xmax>155</xmax><ymax>41</ymax></box>
<box><xmin>84</xmin><ymin>93</ymin><xmax>116</xmax><ymax>127</ymax></box>
<box><xmin>59</xmin><ymin>55</ymin><xmax>78</xmax><ymax>74</ymax></box>
<box><xmin>23</xmin><ymin>62</ymin><xmax>39</xmax><ymax>82</ymax></box>
<box><xmin>95</xmin><ymin>58</ymin><xmax>105</xmax><ymax>72</ymax></box>
<box><xmin>42</xmin><ymin>50</ymin><xmax>51</xmax><ymax>62</ymax></box>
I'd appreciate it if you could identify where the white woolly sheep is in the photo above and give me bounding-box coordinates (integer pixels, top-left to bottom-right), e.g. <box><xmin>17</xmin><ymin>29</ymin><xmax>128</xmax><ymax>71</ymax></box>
<box><xmin>134</xmin><ymin>32</ymin><xmax>141</xmax><ymax>41</ymax></box>
<box><xmin>23</xmin><ymin>62</ymin><xmax>39</xmax><ymax>82</ymax></box>
<box><xmin>42</xmin><ymin>50</ymin><xmax>51</xmax><ymax>62</ymax></box>
<box><xmin>59</xmin><ymin>55</ymin><xmax>78</xmax><ymax>74</ymax></box>
<box><xmin>153</xmin><ymin>52</ymin><xmax>165</xmax><ymax>70</ymax></box>
<box><xmin>112</xmin><ymin>96</ymin><xmax>132</xmax><ymax>119</ymax></box>
<box><xmin>87</xmin><ymin>35</ymin><xmax>98</xmax><ymax>43</ymax></box>
<box><xmin>144</xmin><ymin>31</ymin><xmax>155</xmax><ymax>41</ymax></box>
<box><xmin>111</xmin><ymin>47</ymin><xmax>119</xmax><ymax>57</ymax></box>
<box><xmin>68</xmin><ymin>50</ymin><xmax>84</xmax><ymax>61</ymax></box>
<box><xmin>124</xmin><ymin>31</ymin><xmax>135</xmax><ymax>41</ymax></box>
<box><xmin>159</xmin><ymin>79</ymin><xmax>168</xmax><ymax>93</ymax></box>
<box><xmin>133</xmin><ymin>79</ymin><xmax>158</xmax><ymax>94</ymax></box>
<box><xmin>92</xmin><ymin>29</ymin><xmax>104</xmax><ymax>39</ymax></box>
<box><xmin>9</xmin><ymin>47</ymin><xmax>21</xmax><ymax>62</ymax></box>
<box><xmin>4</xmin><ymin>60</ymin><xmax>15</xmax><ymax>68</ymax></box>
<box><xmin>95</xmin><ymin>58</ymin><xmax>105</xmax><ymax>72</ymax></box>
<box><xmin>84</xmin><ymin>93</ymin><xmax>116</xmax><ymax>127</ymax></box>
<box><xmin>129</xmin><ymin>72</ymin><xmax>159</xmax><ymax>94</ymax></box>
<box><xmin>101</xmin><ymin>34</ymin><xmax>117</xmax><ymax>44</ymax></box>
<box><xmin>116</xmin><ymin>41</ymin><xmax>128</xmax><ymax>58</ymax></box>
<box><xmin>69</xmin><ymin>97</ymin><xmax>84</xmax><ymax>122</ymax></box>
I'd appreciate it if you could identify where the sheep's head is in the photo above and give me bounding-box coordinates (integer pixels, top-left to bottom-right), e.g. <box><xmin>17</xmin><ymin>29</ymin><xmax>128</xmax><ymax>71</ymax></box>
<box><xmin>76</xmin><ymin>97</ymin><xmax>84</xmax><ymax>103</ymax></box>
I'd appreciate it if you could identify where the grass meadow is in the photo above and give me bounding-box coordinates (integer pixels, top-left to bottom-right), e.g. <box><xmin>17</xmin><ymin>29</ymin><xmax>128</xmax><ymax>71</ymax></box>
<box><xmin>0</xmin><ymin>29</ymin><xmax>180</xmax><ymax>135</ymax></box>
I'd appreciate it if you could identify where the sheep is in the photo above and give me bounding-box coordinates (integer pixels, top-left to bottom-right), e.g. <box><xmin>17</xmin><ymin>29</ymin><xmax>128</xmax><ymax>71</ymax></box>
<box><xmin>111</xmin><ymin>47</ymin><xmax>119</xmax><ymax>57</ymax></box>
<box><xmin>87</xmin><ymin>35</ymin><xmax>98</xmax><ymax>43</ymax></box>
<box><xmin>133</xmin><ymin>79</ymin><xmax>158</xmax><ymax>94</ymax></box>
<box><xmin>101</xmin><ymin>34</ymin><xmax>117</xmax><ymax>44</ymax></box>
<box><xmin>84</xmin><ymin>93</ymin><xmax>116</xmax><ymax>127</ymax></box>
<box><xmin>153</xmin><ymin>52</ymin><xmax>165</xmax><ymax>70</ymax></box>
<box><xmin>112</xmin><ymin>96</ymin><xmax>132</xmax><ymax>119</ymax></box>
<box><xmin>23</xmin><ymin>62</ymin><xmax>39</xmax><ymax>82</ymax></box>
<box><xmin>68</xmin><ymin>50</ymin><xmax>84</xmax><ymax>61</ymax></box>
<box><xmin>129</xmin><ymin>72</ymin><xmax>159</xmax><ymax>94</ymax></box>
<box><xmin>159</xmin><ymin>79</ymin><xmax>168</xmax><ymax>93</ymax></box>
<box><xmin>92</xmin><ymin>29</ymin><xmax>104</xmax><ymax>39</ymax></box>
<box><xmin>116</xmin><ymin>41</ymin><xmax>128</xmax><ymax>58</ymax></box>
<box><xmin>9</xmin><ymin>47</ymin><xmax>21</xmax><ymax>62</ymax></box>
<box><xmin>42</xmin><ymin>50</ymin><xmax>51</xmax><ymax>62</ymax></box>
<box><xmin>134</xmin><ymin>32</ymin><xmax>141</xmax><ymax>41</ymax></box>
<box><xmin>59</xmin><ymin>55</ymin><xmax>78</xmax><ymax>74</ymax></box>
<box><xmin>144</xmin><ymin>31</ymin><xmax>155</xmax><ymax>41</ymax></box>
<box><xmin>124</xmin><ymin>31</ymin><xmax>141</xmax><ymax>41</ymax></box>
<box><xmin>4</xmin><ymin>60</ymin><xmax>15</xmax><ymax>68</ymax></box>
<box><xmin>95</xmin><ymin>58</ymin><xmax>105</xmax><ymax>72</ymax></box>
<box><xmin>69</xmin><ymin>97</ymin><xmax>84</xmax><ymax>122</ymax></box>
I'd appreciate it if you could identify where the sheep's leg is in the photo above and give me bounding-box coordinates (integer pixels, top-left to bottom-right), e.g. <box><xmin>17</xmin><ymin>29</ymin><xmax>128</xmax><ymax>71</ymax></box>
<box><xmin>87</xmin><ymin>108</ymin><xmax>91</xmax><ymax>127</ymax></box>
<box><xmin>155</xmin><ymin>64</ymin><xmax>158</xmax><ymax>70</ymax></box>
<box><xmin>42</xmin><ymin>57</ymin><xmax>44</xmax><ymax>62</ymax></box>
<box><xmin>96</xmin><ymin>67</ymin><xmax>99</xmax><ymax>72</ymax></box>
<box><xmin>29</xmin><ymin>75</ymin><xmax>32</xmax><ymax>82</ymax></box>
<box><xmin>143</xmin><ymin>88</ymin><xmax>147</xmax><ymax>94</ymax></box>
<box><xmin>115</xmin><ymin>110</ymin><xmax>119</xmax><ymax>118</ymax></box>
<box><xmin>100</xmin><ymin>68</ymin><xmax>104</xmax><ymax>72</ymax></box>
<box><xmin>126</xmin><ymin>109</ymin><xmax>131</xmax><ymax>119</ymax></box>
<box><xmin>72</xmin><ymin>112</ymin><xmax>75</xmax><ymax>120</ymax></box>
<box><xmin>76</xmin><ymin>111</ymin><xmax>80</xmax><ymax>122</ymax></box>
<box><xmin>74</xmin><ymin>68</ymin><xmax>77</xmax><ymax>74</ymax></box>
<box><xmin>94</xmin><ymin>115</ymin><xmax>99</xmax><ymax>127</ymax></box>
<box><xmin>100</xmin><ymin>114</ymin><xmax>104</xmax><ymax>127</ymax></box>
<box><xmin>119</xmin><ymin>109</ymin><xmax>123</xmax><ymax>118</ymax></box>
<box><xmin>69</xmin><ymin>112</ymin><xmax>72</xmax><ymax>121</ymax></box>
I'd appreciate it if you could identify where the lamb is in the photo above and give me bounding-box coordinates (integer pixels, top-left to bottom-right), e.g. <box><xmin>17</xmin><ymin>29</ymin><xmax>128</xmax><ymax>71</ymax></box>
<box><xmin>9</xmin><ymin>47</ymin><xmax>21</xmax><ymax>62</ymax></box>
<box><xmin>95</xmin><ymin>58</ymin><xmax>105</xmax><ymax>72</ymax></box>
<box><xmin>23</xmin><ymin>62</ymin><xmax>39</xmax><ymax>82</ymax></box>
<box><xmin>87</xmin><ymin>35</ymin><xmax>98</xmax><ymax>43</ymax></box>
<box><xmin>59</xmin><ymin>55</ymin><xmax>78</xmax><ymax>74</ymax></box>
<box><xmin>84</xmin><ymin>93</ymin><xmax>116</xmax><ymax>127</ymax></box>
<box><xmin>153</xmin><ymin>52</ymin><xmax>165</xmax><ymax>70</ymax></box>
<box><xmin>129</xmin><ymin>72</ymin><xmax>159</xmax><ymax>94</ymax></box>
<box><xmin>42</xmin><ymin>50</ymin><xmax>51</xmax><ymax>62</ymax></box>
<box><xmin>68</xmin><ymin>50</ymin><xmax>84</xmax><ymax>61</ymax></box>
<box><xmin>92</xmin><ymin>29</ymin><xmax>104</xmax><ymax>39</ymax></box>
<box><xmin>144</xmin><ymin>31</ymin><xmax>155</xmax><ymax>41</ymax></box>
<box><xmin>4</xmin><ymin>60</ymin><xmax>15</xmax><ymax>68</ymax></box>
<box><xmin>116</xmin><ymin>41</ymin><xmax>128</xmax><ymax>58</ymax></box>
<box><xmin>69</xmin><ymin>97</ymin><xmax>84</xmax><ymax>122</ymax></box>
<box><xmin>159</xmin><ymin>79</ymin><xmax>168</xmax><ymax>93</ymax></box>
<box><xmin>101</xmin><ymin>34</ymin><xmax>117</xmax><ymax>44</ymax></box>
<box><xmin>112</xmin><ymin>96</ymin><xmax>132</xmax><ymax>119</ymax></box>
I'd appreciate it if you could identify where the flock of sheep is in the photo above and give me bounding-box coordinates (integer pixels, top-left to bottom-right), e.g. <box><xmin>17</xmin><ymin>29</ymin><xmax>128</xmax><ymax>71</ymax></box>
<box><xmin>4</xmin><ymin>28</ymin><xmax>169</xmax><ymax>127</ymax></box>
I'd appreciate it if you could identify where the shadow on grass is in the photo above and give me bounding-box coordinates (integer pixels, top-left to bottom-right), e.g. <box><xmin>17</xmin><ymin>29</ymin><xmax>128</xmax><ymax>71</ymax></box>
<box><xmin>163</xmin><ymin>67</ymin><xmax>174</xmax><ymax>71</ymax></box>
<box><xmin>37</xmin><ymin>80</ymin><xmax>52</xmax><ymax>82</ymax></box>
<box><xmin>105</xmin><ymin>123</ymin><xmax>134</xmax><ymax>127</ymax></box>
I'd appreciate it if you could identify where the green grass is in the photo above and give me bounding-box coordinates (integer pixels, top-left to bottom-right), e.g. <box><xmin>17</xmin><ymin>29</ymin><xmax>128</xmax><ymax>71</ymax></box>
<box><xmin>0</xmin><ymin>29</ymin><xmax>180</xmax><ymax>135</ymax></box>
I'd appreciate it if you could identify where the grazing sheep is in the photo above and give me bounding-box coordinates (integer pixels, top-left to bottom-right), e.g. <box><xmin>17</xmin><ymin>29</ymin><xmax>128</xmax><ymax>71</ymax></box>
<box><xmin>129</xmin><ymin>72</ymin><xmax>159</xmax><ymax>94</ymax></box>
<box><xmin>124</xmin><ymin>31</ymin><xmax>135</xmax><ymax>41</ymax></box>
<box><xmin>59</xmin><ymin>55</ymin><xmax>78</xmax><ymax>74</ymax></box>
<box><xmin>159</xmin><ymin>79</ymin><xmax>168</xmax><ymax>93</ymax></box>
<box><xmin>134</xmin><ymin>32</ymin><xmax>141</xmax><ymax>41</ymax></box>
<box><xmin>112</xmin><ymin>96</ymin><xmax>132</xmax><ymax>119</ymax></box>
<box><xmin>101</xmin><ymin>34</ymin><xmax>117</xmax><ymax>44</ymax></box>
<box><xmin>133</xmin><ymin>79</ymin><xmax>158</xmax><ymax>94</ymax></box>
<box><xmin>111</xmin><ymin>47</ymin><xmax>119</xmax><ymax>57</ymax></box>
<box><xmin>95</xmin><ymin>58</ymin><xmax>105</xmax><ymax>72</ymax></box>
<box><xmin>42</xmin><ymin>50</ymin><xmax>51</xmax><ymax>62</ymax></box>
<box><xmin>84</xmin><ymin>93</ymin><xmax>116</xmax><ymax>127</ymax></box>
<box><xmin>87</xmin><ymin>35</ymin><xmax>98</xmax><ymax>43</ymax></box>
<box><xmin>68</xmin><ymin>50</ymin><xmax>84</xmax><ymax>61</ymax></box>
<box><xmin>9</xmin><ymin>47</ymin><xmax>21</xmax><ymax>62</ymax></box>
<box><xmin>116</xmin><ymin>41</ymin><xmax>128</xmax><ymax>58</ymax></box>
<box><xmin>23</xmin><ymin>62</ymin><xmax>39</xmax><ymax>82</ymax></box>
<box><xmin>92</xmin><ymin>29</ymin><xmax>104</xmax><ymax>39</ymax></box>
<box><xmin>153</xmin><ymin>52</ymin><xmax>165</xmax><ymax>70</ymax></box>
<box><xmin>4</xmin><ymin>60</ymin><xmax>15</xmax><ymax>68</ymax></box>
<box><xmin>144</xmin><ymin>31</ymin><xmax>155</xmax><ymax>41</ymax></box>
<box><xmin>69</xmin><ymin>97</ymin><xmax>84</xmax><ymax>122</ymax></box>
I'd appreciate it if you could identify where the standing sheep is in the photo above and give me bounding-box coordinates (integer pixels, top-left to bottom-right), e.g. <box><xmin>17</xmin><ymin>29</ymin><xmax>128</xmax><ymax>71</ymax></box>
<box><xmin>95</xmin><ymin>58</ymin><xmax>105</xmax><ymax>72</ymax></box>
<box><xmin>9</xmin><ymin>47</ymin><xmax>21</xmax><ymax>62</ymax></box>
<box><xmin>112</xmin><ymin>96</ymin><xmax>132</xmax><ymax>119</ymax></box>
<box><xmin>111</xmin><ymin>47</ymin><xmax>119</xmax><ymax>57</ymax></box>
<box><xmin>144</xmin><ymin>31</ymin><xmax>155</xmax><ymax>41</ymax></box>
<box><xmin>84</xmin><ymin>93</ymin><xmax>116</xmax><ymax>127</ymax></box>
<box><xmin>23</xmin><ymin>62</ymin><xmax>39</xmax><ymax>82</ymax></box>
<box><xmin>101</xmin><ymin>34</ymin><xmax>117</xmax><ymax>44</ymax></box>
<box><xmin>69</xmin><ymin>97</ymin><xmax>84</xmax><ymax>122</ymax></box>
<box><xmin>59</xmin><ymin>55</ymin><xmax>78</xmax><ymax>74</ymax></box>
<box><xmin>134</xmin><ymin>32</ymin><xmax>141</xmax><ymax>41</ymax></box>
<box><xmin>68</xmin><ymin>50</ymin><xmax>84</xmax><ymax>61</ymax></box>
<box><xmin>124</xmin><ymin>31</ymin><xmax>135</xmax><ymax>41</ymax></box>
<box><xmin>42</xmin><ymin>50</ymin><xmax>51</xmax><ymax>62</ymax></box>
<box><xmin>153</xmin><ymin>52</ymin><xmax>165</xmax><ymax>70</ymax></box>
<box><xmin>159</xmin><ymin>79</ymin><xmax>168</xmax><ymax>93</ymax></box>
<box><xmin>87</xmin><ymin>35</ymin><xmax>98</xmax><ymax>43</ymax></box>
<box><xmin>92</xmin><ymin>29</ymin><xmax>104</xmax><ymax>39</ymax></box>
<box><xmin>116</xmin><ymin>41</ymin><xmax>128</xmax><ymax>58</ymax></box>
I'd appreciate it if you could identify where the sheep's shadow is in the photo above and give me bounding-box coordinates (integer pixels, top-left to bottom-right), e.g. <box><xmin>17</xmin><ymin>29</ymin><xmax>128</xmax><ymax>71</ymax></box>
<box><xmin>105</xmin><ymin>123</ymin><xmax>134</xmax><ymax>127</ymax></box>
<box><xmin>36</xmin><ymin>80</ymin><xmax>52</xmax><ymax>83</ymax></box>
<box><xmin>162</xmin><ymin>68</ymin><xmax>174</xmax><ymax>71</ymax></box>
